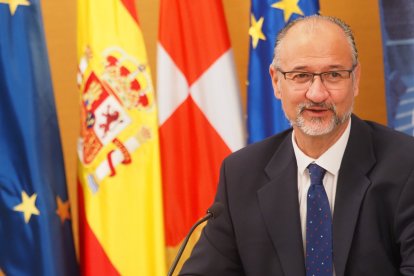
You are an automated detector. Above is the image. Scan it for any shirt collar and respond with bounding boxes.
[292,118,351,175]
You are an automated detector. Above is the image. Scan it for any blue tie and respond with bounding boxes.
[306,163,333,276]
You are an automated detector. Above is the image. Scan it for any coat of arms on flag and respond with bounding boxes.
[78,46,155,193]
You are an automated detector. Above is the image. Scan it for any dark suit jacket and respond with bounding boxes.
[180,115,414,276]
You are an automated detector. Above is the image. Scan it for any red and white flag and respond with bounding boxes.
[157,0,245,267]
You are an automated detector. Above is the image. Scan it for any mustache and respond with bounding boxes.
[297,102,336,113]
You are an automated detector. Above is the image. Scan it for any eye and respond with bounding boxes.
[291,72,312,82]
[324,71,345,81]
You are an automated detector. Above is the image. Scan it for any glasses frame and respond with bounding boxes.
[276,64,357,89]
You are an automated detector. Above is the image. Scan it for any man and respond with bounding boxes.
[180,15,414,275]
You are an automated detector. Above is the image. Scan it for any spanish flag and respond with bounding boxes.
[77,0,166,275]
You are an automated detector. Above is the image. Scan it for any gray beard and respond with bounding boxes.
[287,102,352,136]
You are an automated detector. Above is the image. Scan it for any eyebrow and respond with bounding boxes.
[289,64,350,71]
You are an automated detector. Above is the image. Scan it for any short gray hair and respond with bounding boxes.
[272,15,358,68]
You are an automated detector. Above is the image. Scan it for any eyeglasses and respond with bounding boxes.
[277,65,356,90]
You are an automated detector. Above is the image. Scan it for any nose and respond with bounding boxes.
[305,75,329,103]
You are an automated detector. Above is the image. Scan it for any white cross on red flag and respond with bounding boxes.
[157,0,245,267]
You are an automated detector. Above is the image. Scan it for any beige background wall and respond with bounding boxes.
[41,0,386,252]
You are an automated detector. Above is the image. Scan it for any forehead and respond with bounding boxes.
[278,19,353,70]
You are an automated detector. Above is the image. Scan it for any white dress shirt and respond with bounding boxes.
[292,119,351,258]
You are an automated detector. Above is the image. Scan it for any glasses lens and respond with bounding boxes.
[290,72,313,83]
[322,71,352,89]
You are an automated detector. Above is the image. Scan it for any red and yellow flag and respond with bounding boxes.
[157,0,246,269]
[77,0,166,275]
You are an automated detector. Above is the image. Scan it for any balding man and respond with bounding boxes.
[180,15,414,276]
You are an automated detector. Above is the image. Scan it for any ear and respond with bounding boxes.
[352,63,361,97]
[269,65,282,99]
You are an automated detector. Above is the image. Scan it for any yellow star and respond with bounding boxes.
[13,191,40,223]
[249,14,266,49]
[56,196,71,224]
[0,0,30,16]
[271,0,304,22]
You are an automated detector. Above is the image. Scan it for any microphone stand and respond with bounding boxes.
[167,212,212,276]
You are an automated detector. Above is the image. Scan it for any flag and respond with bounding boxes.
[379,0,414,135]
[247,0,319,143]
[0,1,78,275]
[77,0,166,275]
[157,0,245,269]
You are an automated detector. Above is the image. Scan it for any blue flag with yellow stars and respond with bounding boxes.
[0,1,78,275]
[247,0,319,143]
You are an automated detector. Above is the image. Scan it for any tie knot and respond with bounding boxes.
[307,163,326,186]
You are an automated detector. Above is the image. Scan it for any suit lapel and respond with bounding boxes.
[257,133,306,276]
[333,116,376,276]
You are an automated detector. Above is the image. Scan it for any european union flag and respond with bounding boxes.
[247,0,319,143]
[0,1,78,275]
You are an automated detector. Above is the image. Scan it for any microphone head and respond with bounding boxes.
[207,202,224,219]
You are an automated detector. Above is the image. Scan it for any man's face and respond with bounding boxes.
[269,20,361,137]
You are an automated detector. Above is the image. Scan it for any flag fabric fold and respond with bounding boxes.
[77,0,166,275]
[157,0,245,269]
[247,0,319,143]
[0,1,78,275]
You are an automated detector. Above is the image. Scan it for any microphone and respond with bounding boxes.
[167,202,224,276]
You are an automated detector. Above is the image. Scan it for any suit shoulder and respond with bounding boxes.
[364,120,414,146]
[361,120,414,159]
